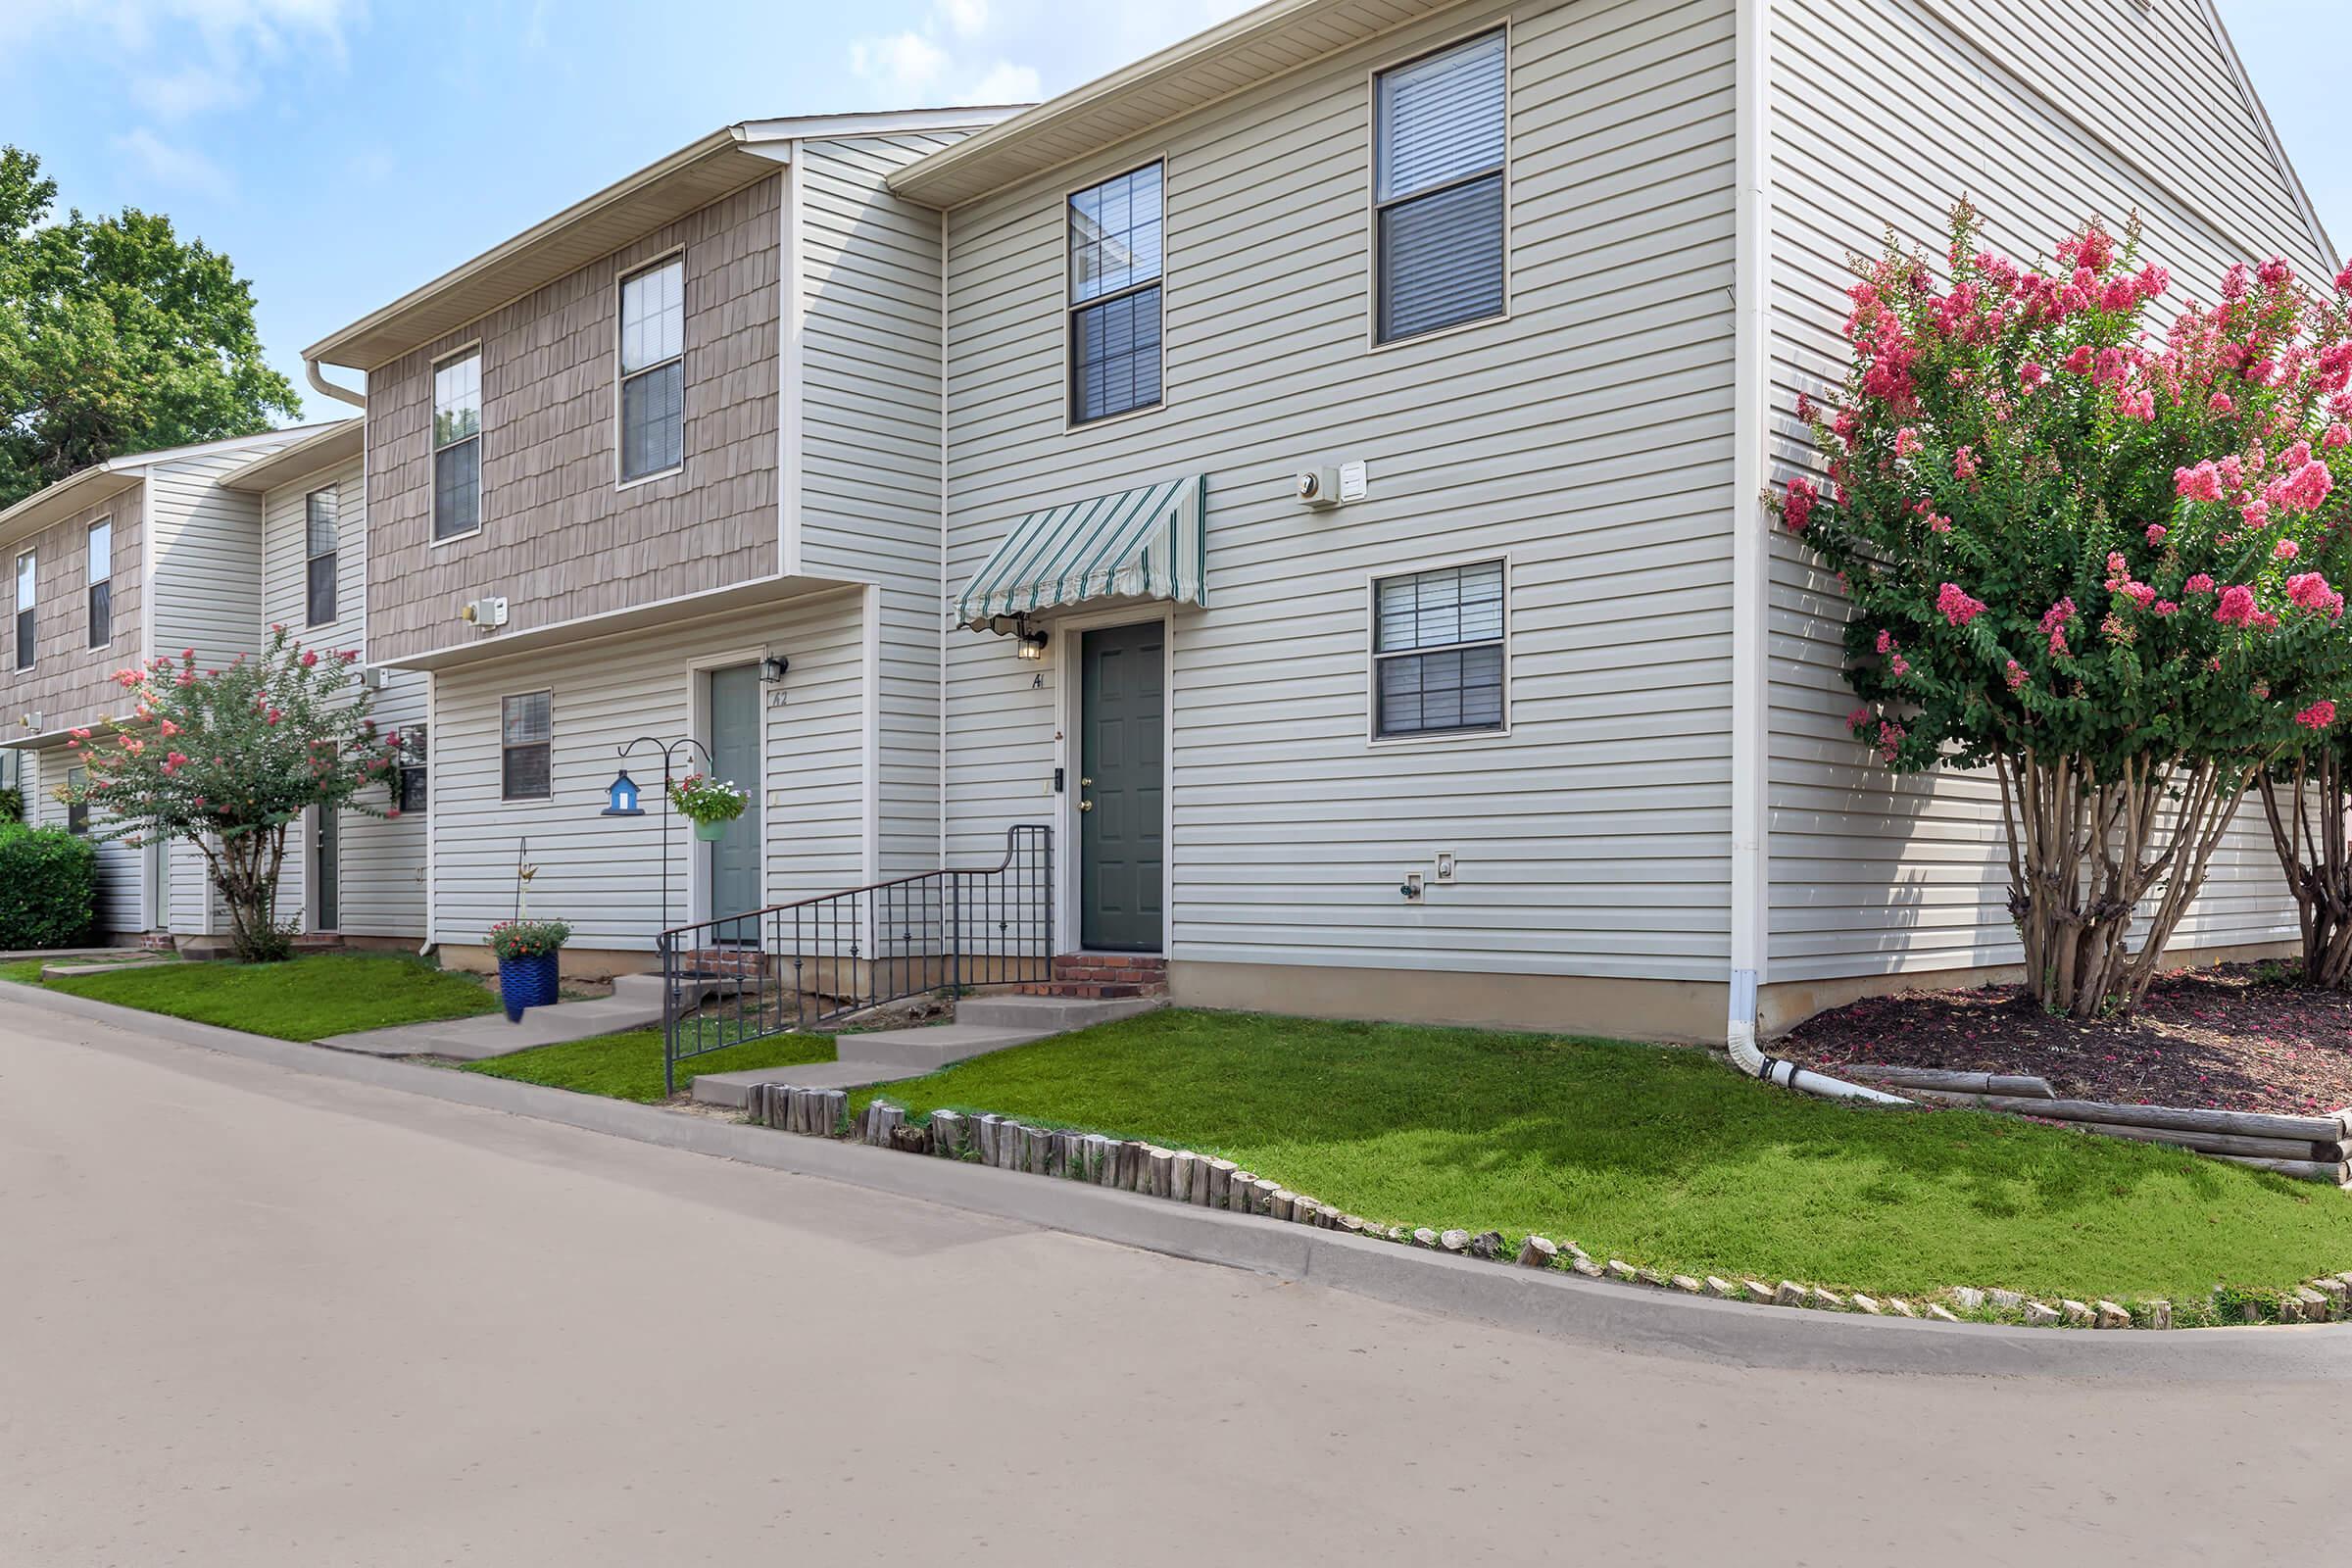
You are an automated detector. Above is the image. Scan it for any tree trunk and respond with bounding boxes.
[203,822,293,963]
[1995,748,2255,1019]
[2259,750,2352,990]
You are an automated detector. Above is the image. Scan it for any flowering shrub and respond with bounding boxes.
[64,625,404,962]
[486,918,571,961]
[667,772,749,827]
[1770,201,2352,1015]
[2258,724,2352,989]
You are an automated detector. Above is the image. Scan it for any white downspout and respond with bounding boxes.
[306,360,366,411]
[1729,0,1905,1107]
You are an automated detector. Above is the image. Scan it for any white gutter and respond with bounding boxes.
[1727,0,1904,1108]
[307,360,366,410]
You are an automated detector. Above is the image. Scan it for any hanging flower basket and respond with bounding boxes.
[488,918,571,1022]
[669,773,749,843]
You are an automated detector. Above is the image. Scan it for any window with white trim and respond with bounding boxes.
[501,693,552,802]
[305,486,339,625]
[397,725,428,814]
[15,550,33,671]
[618,258,685,480]
[85,520,111,648]
[1067,163,1164,424]
[1374,29,1508,344]
[432,349,482,540]
[66,764,88,836]
[1373,561,1506,738]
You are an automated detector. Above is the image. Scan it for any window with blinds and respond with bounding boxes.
[432,349,482,540]
[501,692,553,801]
[15,550,33,671]
[305,486,338,626]
[1068,163,1165,424]
[85,519,111,649]
[619,257,686,481]
[1373,560,1506,738]
[1374,29,1508,344]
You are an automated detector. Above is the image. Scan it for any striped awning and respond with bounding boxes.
[956,474,1207,628]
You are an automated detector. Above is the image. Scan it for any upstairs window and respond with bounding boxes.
[1373,560,1506,739]
[432,348,482,540]
[501,692,552,802]
[618,258,686,481]
[85,520,111,648]
[15,551,32,671]
[1068,163,1164,424]
[1374,29,1508,344]
[305,486,339,626]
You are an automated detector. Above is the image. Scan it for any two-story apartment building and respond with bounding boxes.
[0,424,392,941]
[301,111,1016,973]
[303,0,2330,1044]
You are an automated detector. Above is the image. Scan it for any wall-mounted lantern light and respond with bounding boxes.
[1015,627,1050,661]
[987,612,1050,662]
[760,654,791,683]
[601,768,645,817]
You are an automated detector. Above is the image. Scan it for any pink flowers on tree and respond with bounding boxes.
[1764,199,2352,1010]
[62,626,405,963]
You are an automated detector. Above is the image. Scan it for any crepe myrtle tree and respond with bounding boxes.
[1768,200,2352,1018]
[63,625,406,962]
[2259,723,2352,989]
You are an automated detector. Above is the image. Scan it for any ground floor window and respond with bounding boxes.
[501,694,552,801]
[397,726,428,813]
[1372,560,1506,739]
[66,763,88,835]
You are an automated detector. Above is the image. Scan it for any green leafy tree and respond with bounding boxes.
[0,145,299,510]
[1771,201,2352,1017]
[65,629,405,962]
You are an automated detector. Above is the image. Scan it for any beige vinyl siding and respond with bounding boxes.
[1762,0,2329,983]
[941,0,1741,979]
[4,482,146,731]
[794,133,964,880]
[425,588,864,952]
[257,455,427,938]
[147,446,288,678]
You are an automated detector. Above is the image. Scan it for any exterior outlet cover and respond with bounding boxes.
[1297,466,1343,508]
[1400,871,1425,903]
[1339,461,1368,503]
[1433,851,1456,884]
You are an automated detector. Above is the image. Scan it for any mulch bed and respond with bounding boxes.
[1780,963,2352,1117]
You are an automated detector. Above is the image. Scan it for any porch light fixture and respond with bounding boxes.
[760,654,790,683]
[988,612,1050,661]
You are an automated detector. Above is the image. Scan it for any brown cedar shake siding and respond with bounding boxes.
[7,481,143,730]
[365,173,782,665]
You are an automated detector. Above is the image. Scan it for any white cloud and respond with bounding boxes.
[2,0,357,117]
[850,29,954,98]
[968,61,1041,104]
[112,127,231,197]
[938,0,989,38]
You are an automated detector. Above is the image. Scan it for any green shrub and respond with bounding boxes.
[0,786,23,825]
[0,823,97,950]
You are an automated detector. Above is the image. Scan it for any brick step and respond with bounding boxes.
[682,947,768,977]
[1054,953,1166,974]
[1016,981,1155,1000]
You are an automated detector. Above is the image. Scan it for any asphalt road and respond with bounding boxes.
[4,994,2348,1564]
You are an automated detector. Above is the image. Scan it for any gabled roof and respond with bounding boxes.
[306,108,1023,373]
[0,426,337,550]
[2195,0,2337,268]
[888,0,1466,209]
[219,419,364,495]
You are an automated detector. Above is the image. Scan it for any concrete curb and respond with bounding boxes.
[16,981,2352,1381]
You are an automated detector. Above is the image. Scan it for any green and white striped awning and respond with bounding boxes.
[956,474,1207,628]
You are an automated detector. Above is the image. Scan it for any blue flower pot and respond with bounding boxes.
[498,951,562,1022]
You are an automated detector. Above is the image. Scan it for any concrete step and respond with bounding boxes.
[957,994,1161,1033]
[838,1023,1044,1072]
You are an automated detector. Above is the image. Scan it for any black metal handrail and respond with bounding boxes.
[657,824,1053,1096]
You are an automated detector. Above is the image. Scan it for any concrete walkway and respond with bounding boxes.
[318,972,670,1060]
[5,990,2348,1563]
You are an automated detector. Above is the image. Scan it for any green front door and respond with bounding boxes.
[1079,622,1164,954]
[708,663,763,925]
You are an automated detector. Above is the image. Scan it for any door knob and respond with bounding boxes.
[1077,800,1094,812]
[1080,776,1094,787]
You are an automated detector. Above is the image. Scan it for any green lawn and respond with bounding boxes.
[464,1026,838,1104]
[852,1008,2352,1307]
[33,953,500,1041]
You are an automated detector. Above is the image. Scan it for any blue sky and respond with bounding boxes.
[1,0,2344,415]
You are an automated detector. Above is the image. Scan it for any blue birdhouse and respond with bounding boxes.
[601,768,645,816]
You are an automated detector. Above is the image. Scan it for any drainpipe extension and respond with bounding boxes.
[1726,0,1904,1109]
[306,359,366,410]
